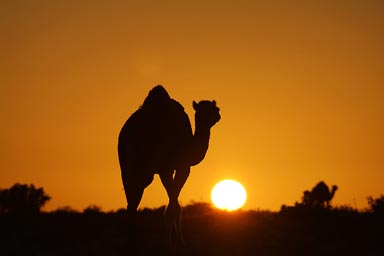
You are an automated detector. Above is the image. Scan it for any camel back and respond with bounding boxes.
[119,86,193,159]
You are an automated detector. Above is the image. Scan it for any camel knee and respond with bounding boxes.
[127,205,138,216]
[165,201,181,219]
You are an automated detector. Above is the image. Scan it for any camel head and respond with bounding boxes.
[193,100,221,129]
[327,185,338,203]
[331,185,338,195]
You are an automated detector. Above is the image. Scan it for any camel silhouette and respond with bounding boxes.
[118,85,220,246]
[303,181,338,208]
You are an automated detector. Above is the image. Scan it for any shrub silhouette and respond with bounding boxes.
[367,195,384,214]
[83,205,103,215]
[0,183,50,215]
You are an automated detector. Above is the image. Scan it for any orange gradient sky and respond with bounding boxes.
[1,0,383,211]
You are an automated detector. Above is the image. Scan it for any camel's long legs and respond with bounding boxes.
[160,168,190,247]
[121,166,145,234]
[159,171,177,245]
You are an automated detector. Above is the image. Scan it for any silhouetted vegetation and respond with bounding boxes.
[367,195,384,214]
[1,182,384,255]
[1,201,384,255]
[83,204,103,215]
[0,183,50,215]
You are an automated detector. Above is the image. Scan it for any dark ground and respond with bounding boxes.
[1,203,383,256]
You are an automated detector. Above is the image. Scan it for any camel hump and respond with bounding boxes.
[310,181,332,198]
[119,85,191,146]
[141,85,186,117]
[316,181,327,189]
[142,85,171,109]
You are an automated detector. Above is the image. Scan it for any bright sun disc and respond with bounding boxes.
[211,179,247,211]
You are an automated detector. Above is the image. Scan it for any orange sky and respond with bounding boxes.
[1,0,383,211]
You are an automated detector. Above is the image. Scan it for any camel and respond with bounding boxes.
[118,85,220,246]
[303,181,338,208]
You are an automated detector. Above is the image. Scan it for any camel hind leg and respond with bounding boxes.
[121,168,154,219]
[121,171,144,225]
[119,146,153,233]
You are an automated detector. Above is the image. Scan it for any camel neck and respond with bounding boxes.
[189,125,211,166]
[195,125,211,138]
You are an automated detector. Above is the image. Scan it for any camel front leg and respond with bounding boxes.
[172,166,190,246]
[173,167,190,201]
[160,167,190,247]
[159,171,176,246]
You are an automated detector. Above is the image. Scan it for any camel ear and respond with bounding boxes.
[212,100,216,106]
[193,101,198,110]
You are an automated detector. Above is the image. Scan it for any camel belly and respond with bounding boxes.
[120,143,182,172]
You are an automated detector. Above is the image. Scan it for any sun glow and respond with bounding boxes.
[211,179,247,211]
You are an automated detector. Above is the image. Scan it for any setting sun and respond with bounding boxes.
[211,179,247,211]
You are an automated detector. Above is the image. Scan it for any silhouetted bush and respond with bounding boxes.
[2,201,384,255]
[51,206,80,216]
[334,205,358,214]
[183,201,214,218]
[367,195,384,214]
[83,205,103,215]
[114,207,128,215]
[0,183,50,215]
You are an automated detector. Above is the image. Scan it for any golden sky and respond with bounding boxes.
[1,0,383,211]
